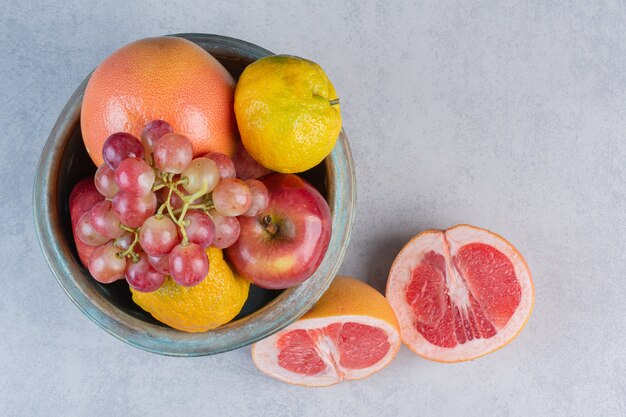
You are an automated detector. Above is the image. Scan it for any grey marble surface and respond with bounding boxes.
[2,1,625,416]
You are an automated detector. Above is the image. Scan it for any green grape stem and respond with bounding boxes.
[117,224,140,263]
[153,172,212,247]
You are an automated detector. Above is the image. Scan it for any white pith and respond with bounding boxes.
[386,225,534,362]
[252,316,401,386]
[441,232,472,314]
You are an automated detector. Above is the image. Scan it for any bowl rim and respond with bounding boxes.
[33,33,356,356]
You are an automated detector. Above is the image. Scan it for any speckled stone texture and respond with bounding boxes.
[1,1,625,416]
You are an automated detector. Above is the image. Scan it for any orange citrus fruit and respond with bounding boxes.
[130,247,249,333]
[81,36,238,167]
[385,224,534,362]
[252,276,400,386]
[234,55,341,173]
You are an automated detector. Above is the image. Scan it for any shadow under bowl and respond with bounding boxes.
[33,33,356,356]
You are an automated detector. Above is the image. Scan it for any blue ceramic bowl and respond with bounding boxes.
[33,34,356,356]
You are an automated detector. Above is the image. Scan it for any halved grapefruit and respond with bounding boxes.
[252,276,400,386]
[386,224,534,362]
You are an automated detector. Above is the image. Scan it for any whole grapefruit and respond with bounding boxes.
[81,36,238,167]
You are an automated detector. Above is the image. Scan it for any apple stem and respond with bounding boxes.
[262,215,279,236]
[329,98,340,106]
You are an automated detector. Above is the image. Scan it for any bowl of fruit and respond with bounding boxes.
[33,33,355,355]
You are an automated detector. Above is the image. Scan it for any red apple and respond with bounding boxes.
[226,174,331,289]
[69,178,105,267]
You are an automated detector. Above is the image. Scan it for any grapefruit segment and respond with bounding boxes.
[386,224,534,362]
[277,330,327,376]
[252,277,400,386]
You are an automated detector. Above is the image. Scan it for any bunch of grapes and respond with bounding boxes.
[76,120,270,292]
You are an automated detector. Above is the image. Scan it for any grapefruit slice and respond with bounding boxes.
[252,276,400,386]
[386,224,534,362]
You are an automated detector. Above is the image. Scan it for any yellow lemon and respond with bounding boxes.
[234,55,342,173]
[131,247,249,333]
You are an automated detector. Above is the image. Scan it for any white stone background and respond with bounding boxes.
[1,1,624,416]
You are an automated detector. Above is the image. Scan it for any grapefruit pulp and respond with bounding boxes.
[386,224,534,362]
[252,276,400,386]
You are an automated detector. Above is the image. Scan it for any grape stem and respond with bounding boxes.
[150,171,215,247]
[173,203,206,214]
[117,224,140,263]
[157,173,212,246]
[176,182,209,245]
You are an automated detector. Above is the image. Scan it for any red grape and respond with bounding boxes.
[204,152,236,180]
[232,143,271,180]
[112,191,157,228]
[148,254,170,275]
[184,210,215,249]
[94,164,119,198]
[212,178,252,216]
[153,133,193,174]
[181,157,220,194]
[88,243,127,283]
[125,252,166,292]
[139,215,179,256]
[242,179,270,217]
[169,243,209,286]
[102,132,144,170]
[115,157,155,196]
[114,232,134,250]
[76,211,109,246]
[90,200,124,239]
[141,120,173,163]
[210,209,240,249]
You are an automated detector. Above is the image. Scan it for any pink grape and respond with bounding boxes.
[88,243,127,283]
[242,179,270,217]
[204,152,236,180]
[102,132,144,170]
[156,186,167,206]
[90,200,124,239]
[181,157,220,194]
[185,210,215,249]
[210,209,240,249]
[114,157,155,196]
[76,211,109,246]
[232,143,271,180]
[141,120,173,163]
[212,178,252,216]
[114,232,134,250]
[94,164,119,198]
[125,252,166,292]
[153,133,193,174]
[139,215,179,256]
[169,243,209,286]
[148,254,170,275]
[112,191,157,228]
